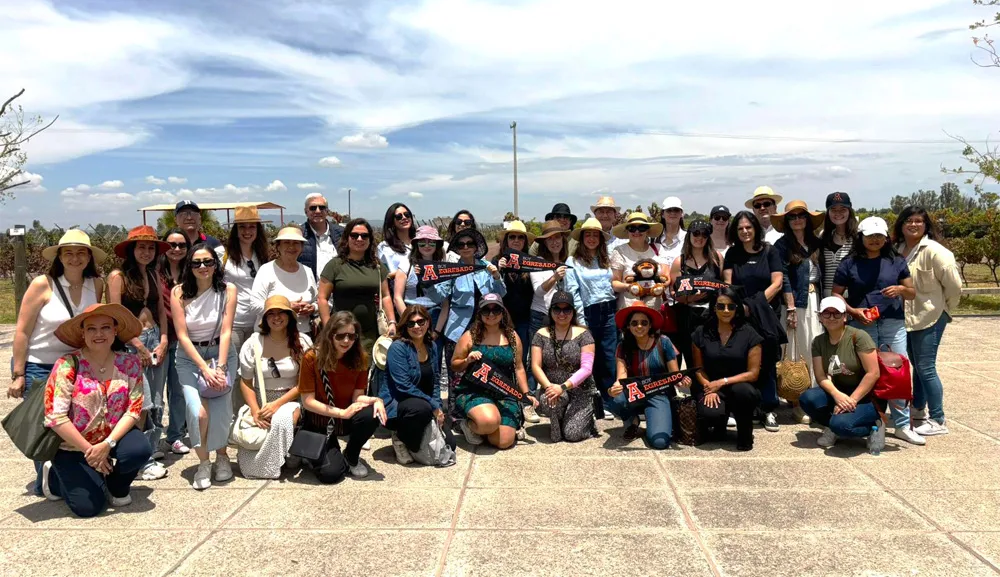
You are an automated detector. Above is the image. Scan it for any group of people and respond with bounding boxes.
[6,186,962,518]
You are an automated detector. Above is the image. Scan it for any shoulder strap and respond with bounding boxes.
[318,362,336,408]
[50,276,74,317]
[252,335,267,405]
[211,290,227,339]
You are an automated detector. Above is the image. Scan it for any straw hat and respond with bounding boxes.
[535,219,571,240]
[744,185,783,209]
[611,212,664,239]
[54,303,142,349]
[234,205,262,224]
[372,335,394,370]
[113,225,171,259]
[614,303,663,331]
[41,229,107,264]
[447,228,489,259]
[273,226,306,243]
[499,220,536,246]
[772,200,825,233]
[570,217,611,242]
[590,195,621,213]
[259,295,295,329]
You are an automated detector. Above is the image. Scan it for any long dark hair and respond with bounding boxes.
[118,243,155,303]
[409,239,444,264]
[335,218,379,268]
[726,211,765,252]
[382,203,417,254]
[704,286,748,339]
[573,230,610,268]
[850,231,898,261]
[397,304,434,349]
[47,247,101,279]
[821,206,858,250]
[537,234,568,264]
[780,220,823,266]
[446,210,477,241]
[180,243,226,299]
[316,311,367,371]
[544,295,583,331]
[681,222,722,272]
[260,308,305,364]
[893,205,937,244]
[620,310,663,355]
[158,228,189,286]
[223,222,270,268]
[469,305,519,353]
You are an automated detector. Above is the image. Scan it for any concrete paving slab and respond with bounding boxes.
[267,451,472,489]
[853,457,1000,490]
[662,457,879,491]
[466,456,665,488]
[903,490,1000,531]
[952,533,1000,574]
[949,412,1000,440]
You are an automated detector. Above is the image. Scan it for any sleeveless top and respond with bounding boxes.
[680,259,721,312]
[28,276,101,364]
[119,269,159,318]
[185,289,225,342]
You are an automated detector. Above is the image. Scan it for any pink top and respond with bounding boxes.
[44,352,144,451]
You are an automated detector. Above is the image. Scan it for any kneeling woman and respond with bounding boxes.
[297,312,385,482]
[42,304,151,517]
[380,304,456,464]
[799,297,884,450]
[606,303,682,449]
[691,287,763,451]
[236,296,312,479]
[531,291,598,442]
[451,294,537,449]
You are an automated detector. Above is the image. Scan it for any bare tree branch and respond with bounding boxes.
[0,88,24,119]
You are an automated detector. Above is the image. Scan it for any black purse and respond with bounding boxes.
[288,367,337,462]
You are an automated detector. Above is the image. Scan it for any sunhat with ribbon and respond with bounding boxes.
[590,195,621,213]
[611,212,664,239]
[535,219,571,241]
[41,229,107,264]
[744,185,783,209]
[273,226,307,243]
[54,303,142,349]
[772,200,825,233]
[615,302,663,331]
[233,205,262,224]
[570,217,611,242]
[499,220,536,246]
[114,225,171,259]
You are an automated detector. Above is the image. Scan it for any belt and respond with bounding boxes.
[192,337,220,347]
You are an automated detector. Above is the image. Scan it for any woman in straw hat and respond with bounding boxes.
[590,195,627,251]
[493,220,535,373]
[251,225,318,336]
[610,212,668,310]
[9,229,106,497]
[108,225,172,481]
[218,206,272,354]
[236,295,312,479]
[40,303,151,516]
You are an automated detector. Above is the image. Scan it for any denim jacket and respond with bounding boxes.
[775,236,819,309]
[428,259,507,342]
[378,340,441,420]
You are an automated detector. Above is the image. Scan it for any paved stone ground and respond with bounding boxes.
[1,319,999,576]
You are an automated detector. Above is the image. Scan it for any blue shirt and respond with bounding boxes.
[566,256,615,308]
[399,263,438,310]
[833,255,911,319]
[428,259,506,342]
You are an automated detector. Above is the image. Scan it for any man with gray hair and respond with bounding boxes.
[298,192,344,280]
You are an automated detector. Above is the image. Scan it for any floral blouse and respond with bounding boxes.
[44,352,144,451]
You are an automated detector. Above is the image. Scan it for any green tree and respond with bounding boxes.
[155,210,227,239]
[0,89,57,203]
[950,235,985,285]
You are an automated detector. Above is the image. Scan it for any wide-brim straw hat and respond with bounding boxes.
[114,225,171,259]
[611,212,664,239]
[772,200,825,233]
[446,228,488,259]
[54,303,142,349]
[535,219,571,241]
[259,295,295,329]
[570,217,611,242]
[744,185,784,209]
[234,205,262,224]
[499,220,536,246]
[273,226,306,243]
[615,303,663,331]
[41,229,107,264]
[372,335,394,370]
[590,195,621,213]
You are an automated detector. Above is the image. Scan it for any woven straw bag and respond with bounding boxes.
[777,328,811,402]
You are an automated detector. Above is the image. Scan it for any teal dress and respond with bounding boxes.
[454,343,523,430]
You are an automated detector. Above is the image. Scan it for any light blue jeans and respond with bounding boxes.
[908,312,950,423]
[850,317,910,429]
[127,327,165,466]
[175,342,237,452]
[164,342,188,444]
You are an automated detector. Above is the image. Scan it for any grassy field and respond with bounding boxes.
[963,263,999,287]
[0,278,13,324]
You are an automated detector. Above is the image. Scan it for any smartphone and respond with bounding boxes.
[151,352,159,366]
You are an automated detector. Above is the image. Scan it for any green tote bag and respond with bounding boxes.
[1,358,75,461]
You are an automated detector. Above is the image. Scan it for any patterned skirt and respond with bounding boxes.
[237,389,299,480]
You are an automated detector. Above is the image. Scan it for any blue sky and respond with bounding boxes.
[3,0,998,229]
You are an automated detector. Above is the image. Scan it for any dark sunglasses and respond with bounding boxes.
[308,205,328,212]
[552,213,571,220]
[629,319,650,328]
[551,305,573,314]
[267,357,280,379]
[349,232,371,241]
[506,234,527,243]
[787,212,808,221]
[455,218,474,227]
[246,259,257,278]
[190,259,216,269]
[167,242,187,250]
[711,215,730,222]
[394,211,413,221]
[406,318,428,328]
[334,332,358,342]
[715,302,738,311]
[690,230,710,239]
[480,306,503,317]
[626,224,650,233]
[454,241,477,249]
[665,208,683,214]
[820,311,844,320]
[753,201,775,210]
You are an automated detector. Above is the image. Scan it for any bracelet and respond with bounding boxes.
[724,377,728,386]
[388,320,397,325]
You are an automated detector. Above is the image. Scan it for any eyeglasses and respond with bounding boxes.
[820,311,845,320]
[334,332,358,342]
[416,241,437,248]
[904,219,925,226]
[308,205,328,212]
[629,319,650,328]
[626,224,650,234]
[349,232,371,241]
[665,208,683,214]
[455,219,474,227]
[753,201,775,210]
[176,211,200,219]
[506,235,526,243]
[787,212,808,221]
[190,259,216,269]
[167,242,187,250]
[481,306,503,317]
[715,303,738,312]
[246,259,257,278]
[454,241,477,249]
[712,215,730,222]
[394,211,413,221]
[406,318,428,328]
[551,306,573,315]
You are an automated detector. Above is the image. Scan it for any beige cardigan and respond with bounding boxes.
[902,236,963,331]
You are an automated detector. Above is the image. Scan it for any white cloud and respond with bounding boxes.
[167,176,187,184]
[318,156,342,167]
[265,179,287,192]
[99,180,124,189]
[3,170,47,193]
[222,183,251,194]
[826,166,853,177]
[297,182,323,190]
[407,191,424,199]
[75,184,91,192]
[145,175,166,185]
[337,133,388,149]
[60,188,82,198]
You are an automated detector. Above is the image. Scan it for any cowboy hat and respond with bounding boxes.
[611,212,664,239]
[772,200,825,233]
[54,303,142,349]
[113,225,171,259]
[570,217,611,242]
[544,203,578,228]
[273,226,307,243]
[499,220,536,246]
[614,303,663,331]
[535,219,571,240]
[372,335,394,370]
[41,229,107,264]
[590,195,621,213]
[233,205,262,224]
[744,185,783,209]
[447,228,488,259]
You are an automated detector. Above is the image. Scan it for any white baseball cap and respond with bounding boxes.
[818,296,846,314]
[661,196,683,210]
[858,216,889,237]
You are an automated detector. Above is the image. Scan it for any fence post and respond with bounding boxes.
[11,224,27,317]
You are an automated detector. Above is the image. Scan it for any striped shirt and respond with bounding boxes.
[821,238,853,298]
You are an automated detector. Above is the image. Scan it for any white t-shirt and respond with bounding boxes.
[611,243,671,309]
[249,261,318,334]
[310,222,338,278]
[239,332,313,393]
[216,246,261,330]
[376,241,411,276]
[764,225,782,246]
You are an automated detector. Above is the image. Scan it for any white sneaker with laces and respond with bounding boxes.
[793,406,811,425]
[193,461,212,490]
[522,404,540,423]
[914,419,949,436]
[362,440,372,451]
[140,461,168,480]
[171,440,191,454]
[109,493,132,507]
[391,434,415,464]
[764,412,779,432]
[41,461,62,501]
[213,454,233,482]
[516,428,526,441]
[348,460,369,478]
[816,427,837,448]
[604,412,615,421]
[459,420,484,445]
[911,407,927,421]
[893,426,926,445]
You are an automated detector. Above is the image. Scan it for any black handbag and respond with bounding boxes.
[288,429,327,461]
[2,356,78,461]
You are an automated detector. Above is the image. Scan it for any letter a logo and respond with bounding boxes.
[508,253,520,270]
[678,278,693,293]
[422,265,439,282]
[626,382,644,403]
[471,364,491,384]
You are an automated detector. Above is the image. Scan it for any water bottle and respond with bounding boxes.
[868,421,885,456]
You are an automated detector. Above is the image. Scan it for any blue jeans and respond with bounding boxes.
[175,342,237,453]
[850,318,910,428]
[49,428,151,518]
[604,392,673,449]
[527,310,549,392]
[127,327,165,463]
[908,313,950,423]
[13,360,54,496]
[799,387,880,438]
[584,300,618,405]
[164,342,188,444]
[513,317,531,369]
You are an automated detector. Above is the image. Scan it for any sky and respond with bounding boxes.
[2,0,998,230]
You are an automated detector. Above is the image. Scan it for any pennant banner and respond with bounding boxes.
[623,370,692,409]
[461,358,528,403]
[500,249,567,273]
[416,261,487,286]
[673,276,728,297]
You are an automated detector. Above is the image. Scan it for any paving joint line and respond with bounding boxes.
[946,418,1000,443]
[434,448,477,577]
[653,452,723,577]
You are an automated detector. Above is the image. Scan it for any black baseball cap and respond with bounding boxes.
[550,291,574,309]
[175,200,201,213]
[710,205,731,218]
[826,192,852,209]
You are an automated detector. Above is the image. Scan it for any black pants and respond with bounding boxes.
[310,405,379,484]
[385,397,456,453]
[672,305,709,370]
[695,382,760,447]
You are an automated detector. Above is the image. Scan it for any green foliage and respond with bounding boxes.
[155,210,227,239]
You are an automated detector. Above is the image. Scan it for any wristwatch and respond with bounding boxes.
[104,438,117,449]
[560,383,569,392]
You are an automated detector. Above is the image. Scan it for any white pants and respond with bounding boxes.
[786,291,822,387]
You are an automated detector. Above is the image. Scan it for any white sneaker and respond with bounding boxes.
[604,412,615,421]
[171,440,191,454]
[893,426,927,446]
[816,427,837,448]
[362,440,372,451]
[522,404,540,424]
[193,461,212,490]
[140,461,168,480]
[109,493,132,507]
[213,454,233,482]
[914,419,949,436]
[41,461,62,501]
[391,434,415,464]
[459,420,484,446]
[727,417,737,428]
[911,407,927,421]
[516,428,526,441]
[793,406,811,425]
[348,459,369,478]
[764,412,779,432]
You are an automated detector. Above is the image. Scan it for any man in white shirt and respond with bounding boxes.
[745,186,784,245]
[298,193,344,280]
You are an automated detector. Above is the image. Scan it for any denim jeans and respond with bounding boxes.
[604,392,673,449]
[584,300,618,405]
[13,360,54,496]
[175,342,237,452]
[127,327,165,464]
[850,317,910,428]
[908,312,950,423]
[164,342,189,444]
[798,387,881,438]
[49,428,151,518]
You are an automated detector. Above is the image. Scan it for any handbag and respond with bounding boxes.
[874,345,913,402]
[674,396,701,446]
[229,335,270,450]
[376,264,389,336]
[196,291,233,398]
[2,356,78,461]
[409,419,457,467]
[776,329,811,402]
[289,363,337,461]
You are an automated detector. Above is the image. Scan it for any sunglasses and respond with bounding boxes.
[665,208,683,214]
[190,259,216,269]
[308,205,328,212]
[690,230,710,239]
[551,305,573,315]
[711,215,730,222]
[394,211,413,221]
[455,219,474,227]
[715,302,738,311]
[454,241,477,249]
[820,311,845,320]
[787,212,808,221]
[167,242,187,250]
[246,259,257,278]
[406,318,428,328]
[349,232,371,241]
[552,214,571,220]
[334,332,358,342]
[626,224,650,234]
[481,306,503,317]
[629,319,650,328]
[506,234,527,243]
[416,240,437,248]
[267,357,280,379]
[753,201,775,210]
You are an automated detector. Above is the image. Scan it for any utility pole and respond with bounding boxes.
[348,188,352,219]
[510,121,519,218]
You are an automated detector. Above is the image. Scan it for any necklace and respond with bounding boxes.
[85,351,115,375]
